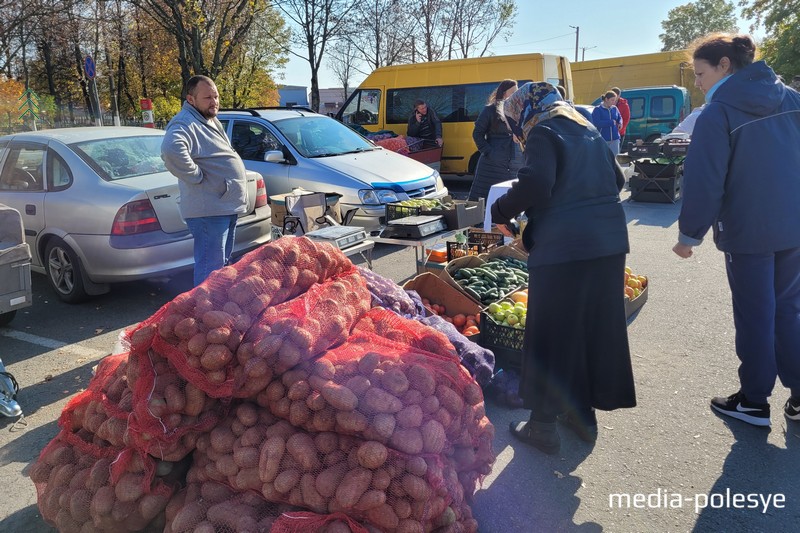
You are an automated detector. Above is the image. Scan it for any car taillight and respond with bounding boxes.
[255,177,267,208]
[111,199,162,235]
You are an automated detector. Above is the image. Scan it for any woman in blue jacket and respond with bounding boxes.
[673,33,800,427]
[591,91,622,154]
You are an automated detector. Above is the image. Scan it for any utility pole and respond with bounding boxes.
[581,46,597,61]
[569,26,579,62]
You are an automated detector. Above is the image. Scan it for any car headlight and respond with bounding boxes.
[433,170,445,191]
[358,189,400,204]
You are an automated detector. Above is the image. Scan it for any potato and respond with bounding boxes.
[312,408,337,433]
[335,410,368,433]
[408,365,436,396]
[187,333,209,357]
[437,384,465,414]
[68,488,92,523]
[389,428,424,455]
[335,467,372,508]
[173,317,199,340]
[200,344,233,371]
[258,436,285,483]
[286,433,321,471]
[170,500,205,532]
[421,419,447,454]
[207,326,233,345]
[114,472,144,503]
[164,384,186,413]
[183,382,206,417]
[401,474,431,501]
[397,404,424,429]
[363,387,402,414]
[315,463,347,498]
[233,446,260,469]
[356,441,388,470]
[202,310,234,329]
[320,382,358,412]
[365,503,399,531]
[274,468,301,494]
[381,367,410,396]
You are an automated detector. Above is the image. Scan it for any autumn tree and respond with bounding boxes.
[740,0,800,81]
[444,0,517,58]
[0,77,25,129]
[130,0,270,92]
[217,8,289,108]
[347,0,414,72]
[660,0,739,52]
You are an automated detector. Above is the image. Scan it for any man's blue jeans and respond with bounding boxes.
[185,215,237,286]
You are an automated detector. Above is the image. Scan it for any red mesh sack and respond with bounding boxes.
[253,328,494,480]
[124,237,355,394]
[233,271,371,392]
[188,402,467,533]
[126,346,228,462]
[59,353,133,449]
[271,511,371,533]
[352,307,458,360]
[29,429,179,533]
[164,479,296,533]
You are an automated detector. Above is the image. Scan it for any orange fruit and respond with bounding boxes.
[452,314,467,328]
[624,286,635,299]
[463,326,480,336]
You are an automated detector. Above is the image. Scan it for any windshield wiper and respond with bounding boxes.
[339,147,374,155]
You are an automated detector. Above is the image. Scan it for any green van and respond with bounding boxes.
[593,85,692,143]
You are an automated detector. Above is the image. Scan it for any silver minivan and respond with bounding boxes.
[218,108,449,231]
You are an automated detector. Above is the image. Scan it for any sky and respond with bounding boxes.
[277,0,764,90]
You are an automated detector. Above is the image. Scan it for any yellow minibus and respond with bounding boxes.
[335,53,573,175]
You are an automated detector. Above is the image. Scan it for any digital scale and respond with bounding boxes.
[304,225,368,250]
[381,215,447,239]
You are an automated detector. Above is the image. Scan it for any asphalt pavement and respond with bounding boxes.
[1,180,799,533]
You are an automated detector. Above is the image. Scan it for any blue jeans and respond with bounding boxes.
[185,215,237,286]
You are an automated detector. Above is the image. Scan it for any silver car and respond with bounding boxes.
[0,127,271,303]
[217,109,449,231]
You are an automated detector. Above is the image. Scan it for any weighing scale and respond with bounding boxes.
[381,215,447,239]
[304,225,368,250]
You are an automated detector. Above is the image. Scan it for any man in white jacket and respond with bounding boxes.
[161,75,248,286]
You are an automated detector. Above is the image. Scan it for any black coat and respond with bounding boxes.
[468,102,523,201]
[491,115,629,267]
[406,108,442,143]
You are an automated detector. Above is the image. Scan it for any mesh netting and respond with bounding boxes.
[124,237,355,398]
[125,346,228,462]
[164,480,297,533]
[351,307,458,361]
[188,402,472,533]
[29,429,179,532]
[233,271,371,392]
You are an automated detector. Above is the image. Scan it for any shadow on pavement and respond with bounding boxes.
[692,415,800,532]
[472,400,602,532]
[0,504,55,533]
[0,359,98,419]
[622,197,681,229]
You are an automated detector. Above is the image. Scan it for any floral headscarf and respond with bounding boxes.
[503,82,589,146]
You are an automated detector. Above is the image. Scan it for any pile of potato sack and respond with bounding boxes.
[30,237,496,533]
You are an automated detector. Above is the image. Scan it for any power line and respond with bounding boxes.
[493,31,576,49]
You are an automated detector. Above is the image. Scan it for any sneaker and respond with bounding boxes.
[784,396,800,421]
[710,392,770,427]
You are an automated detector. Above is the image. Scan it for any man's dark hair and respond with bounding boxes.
[186,75,215,96]
[556,85,567,98]
[611,87,622,96]
[413,99,426,108]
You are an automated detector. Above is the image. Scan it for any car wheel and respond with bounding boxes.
[45,238,89,303]
[0,310,16,326]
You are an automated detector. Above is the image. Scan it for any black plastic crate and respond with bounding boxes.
[630,175,682,203]
[446,241,484,261]
[467,230,504,248]
[634,160,682,179]
[480,310,526,351]
[385,203,422,222]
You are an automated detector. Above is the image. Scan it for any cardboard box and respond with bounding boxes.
[441,255,486,304]
[402,272,480,317]
[269,190,343,230]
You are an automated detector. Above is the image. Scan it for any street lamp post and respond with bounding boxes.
[569,25,579,62]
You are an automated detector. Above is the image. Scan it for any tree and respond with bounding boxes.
[274,0,356,112]
[445,0,517,58]
[327,38,360,98]
[659,0,739,52]
[347,0,413,72]
[740,0,800,81]
[0,77,25,129]
[130,0,269,92]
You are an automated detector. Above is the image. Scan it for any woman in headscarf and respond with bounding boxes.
[491,82,636,454]
[468,79,524,201]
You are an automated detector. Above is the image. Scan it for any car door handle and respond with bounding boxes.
[25,205,35,215]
